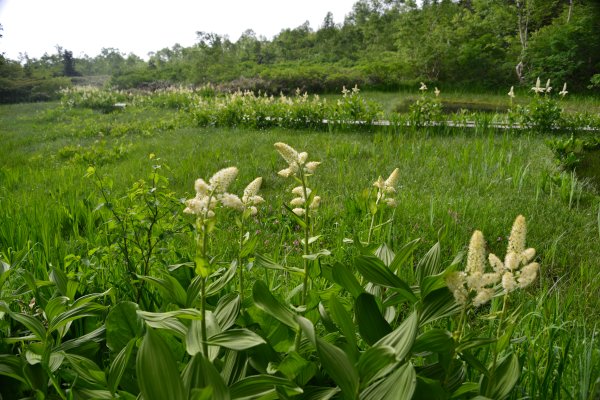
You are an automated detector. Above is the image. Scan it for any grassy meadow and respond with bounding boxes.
[0,91,599,399]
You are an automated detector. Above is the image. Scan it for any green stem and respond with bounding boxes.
[200,276,208,357]
[296,169,311,351]
[487,293,509,396]
[238,217,246,304]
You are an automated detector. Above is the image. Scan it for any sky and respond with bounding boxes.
[0,0,358,60]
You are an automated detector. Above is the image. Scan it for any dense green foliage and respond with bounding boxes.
[0,88,599,398]
[2,0,600,102]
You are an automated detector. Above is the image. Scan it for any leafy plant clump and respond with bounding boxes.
[3,137,594,400]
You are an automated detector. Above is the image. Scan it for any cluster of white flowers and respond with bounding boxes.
[531,77,555,94]
[274,142,321,178]
[289,186,321,216]
[446,230,500,307]
[220,177,265,216]
[419,82,428,92]
[446,215,540,307]
[508,86,515,99]
[373,168,400,208]
[185,167,263,219]
[274,142,322,216]
[488,215,540,293]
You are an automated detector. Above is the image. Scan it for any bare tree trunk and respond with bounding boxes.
[567,0,573,23]
[515,0,529,82]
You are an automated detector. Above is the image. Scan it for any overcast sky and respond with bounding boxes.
[0,0,358,60]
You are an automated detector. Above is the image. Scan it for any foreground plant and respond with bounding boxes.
[274,142,325,346]
[220,176,264,303]
[446,215,540,399]
[184,166,239,356]
[367,167,400,245]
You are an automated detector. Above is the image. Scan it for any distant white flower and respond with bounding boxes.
[292,208,305,216]
[434,87,441,97]
[304,161,321,174]
[419,82,428,91]
[508,86,515,99]
[532,77,545,94]
[220,193,244,211]
[559,82,568,97]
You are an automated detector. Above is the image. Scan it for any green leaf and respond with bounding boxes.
[138,274,187,307]
[412,329,454,354]
[413,376,447,400]
[355,293,392,345]
[389,238,420,273]
[302,249,331,260]
[331,262,364,298]
[137,308,203,338]
[214,292,241,331]
[108,338,136,394]
[298,316,359,399]
[252,280,298,330]
[106,301,143,353]
[375,310,418,361]
[64,353,107,386]
[373,243,395,267]
[328,296,358,359]
[56,326,105,352]
[254,253,304,276]
[182,352,231,400]
[206,329,266,350]
[361,362,417,400]
[420,287,461,326]
[481,353,520,400]
[206,263,239,297]
[49,267,69,298]
[416,242,441,285]
[48,302,106,334]
[0,355,27,384]
[229,375,301,399]
[136,328,185,400]
[354,255,416,303]
[356,345,397,387]
[0,302,46,340]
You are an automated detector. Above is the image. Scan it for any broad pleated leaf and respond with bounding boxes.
[138,274,187,307]
[416,242,441,285]
[136,328,185,400]
[229,375,301,399]
[108,338,136,393]
[412,329,454,354]
[298,316,359,399]
[252,280,298,329]
[354,256,417,303]
[206,329,266,350]
[106,302,143,353]
[419,287,461,326]
[328,296,358,359]
[214,292,241,331]
[182,352,230,400]
[481,353,520,400]
[360,362,416,400]
[0,355,27,383]
[254,253,304,275]
[356,345,397,387]
[331,262,364,298]
[0,302,46,340]
[375,310,418,361]
[64,353,106,386]
[355,293,392,345]
[389,238,421,273]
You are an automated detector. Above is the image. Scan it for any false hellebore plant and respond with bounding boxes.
[446,215,540,399]
[274,142,326,347]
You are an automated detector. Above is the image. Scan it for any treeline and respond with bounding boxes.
[2,0,600,103]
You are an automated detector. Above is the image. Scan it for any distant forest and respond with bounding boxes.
[1,0,600,102]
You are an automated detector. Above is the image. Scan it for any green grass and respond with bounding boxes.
[1,100,599,398]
